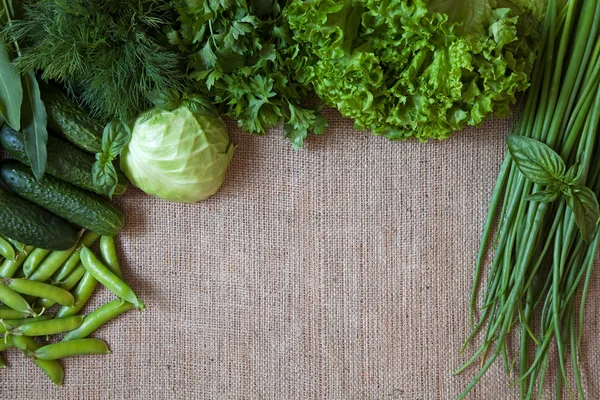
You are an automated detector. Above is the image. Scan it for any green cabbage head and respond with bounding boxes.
[120,97,234,203]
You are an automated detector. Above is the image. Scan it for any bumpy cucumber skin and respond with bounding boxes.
[0,125,127,196]
[41,86,103,154]
[0,160,124,236]
[0,187,79,251]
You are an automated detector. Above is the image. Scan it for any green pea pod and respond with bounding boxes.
[33,338,110,360]
[0,315,54,334]
[13,336,64,386]
[0,282,35,315]
[0,236,16,262]
[23,248,51,277]
[63,299,133,341]
[54,231,100,281]
[55,272,97,318]
[4,278,75,307]
[80,246,144,310]
[13,315,84,337]
[0,245,35,278]
[99,236,123,278]
[38,264,86,309]
[57,264,86,289]
[0,352,5,368]
[7,238,26,254]
[28,242,78,282]
[0,305,43,319]
[0,339,13,351]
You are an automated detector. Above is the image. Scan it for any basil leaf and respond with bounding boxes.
[565,185,600,243]
[149,88,180,111]
[21,70,47,180]
[101,119,132,158]
[507,136,565,185]
[183,94,219,119]
[563,160,582,185]
[93,118,131,197]
[525,187,561,203]
[92,158,119,198]
[0,44,22,131]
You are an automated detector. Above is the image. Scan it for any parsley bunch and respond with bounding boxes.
[173,0,327,149]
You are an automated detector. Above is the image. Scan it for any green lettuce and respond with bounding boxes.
[285,0,542,141]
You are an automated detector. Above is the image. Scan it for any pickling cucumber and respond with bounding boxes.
[0,125,128,196]
[0,160,124,236]
[0,186,78,251]
[41,84,104,154]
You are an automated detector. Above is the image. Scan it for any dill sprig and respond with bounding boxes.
[5,0,186,121]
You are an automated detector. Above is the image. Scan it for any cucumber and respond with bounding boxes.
[0,186,79,251]
[0,160,124,236]
[41,84,103,154]
[0,125,128,196]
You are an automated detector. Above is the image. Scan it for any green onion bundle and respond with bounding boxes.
[457,0,600,398]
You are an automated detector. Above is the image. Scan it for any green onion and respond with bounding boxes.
[456,0,600,398]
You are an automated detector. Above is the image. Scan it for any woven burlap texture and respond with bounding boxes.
[1,111,599,400]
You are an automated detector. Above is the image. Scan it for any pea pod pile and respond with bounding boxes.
[0,232,143,385]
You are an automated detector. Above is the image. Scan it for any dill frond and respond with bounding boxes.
[6,0,186,121]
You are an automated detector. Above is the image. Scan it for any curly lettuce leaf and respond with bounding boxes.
[428,0,493,34]
[286,0,541,141]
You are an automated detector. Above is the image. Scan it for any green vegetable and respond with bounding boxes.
[54,264,86,291]
[457,0,600,398]
[507,136,600,242]
[0,240,136,385]
[92,118,131,197]
[285,0,541,141]
[37,264,86,309]
[12,315,84,337]
[175,0,327,149]
[27,242,78,282]
[22,247,50,277]
[0,315,54,334]
[3,278,75,306]
[0,184,79,251]
[80,246,144,310]
[55,271,96,318]
[0,304,37,319]
[12,336,64,385]
[99,236,123,279]
[0,245,33,278]
[21,69,48,179]
[39,85,104,154]
[62,299,133,341]
[0,125,128,196]
[0,235,16,261]
[6,238,25,253]
[31,338,110,360]
[120,95,234,203]
[6,0,186,121]
[0,1,49,178]
[0,281,35,315]
[0,41,22,131]
[0,159,125,236]
[53,230,100,282]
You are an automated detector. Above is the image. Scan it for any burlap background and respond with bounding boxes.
[1,110,599,399]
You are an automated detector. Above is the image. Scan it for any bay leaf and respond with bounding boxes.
[21,70,47,179]
[0,44,22,130]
